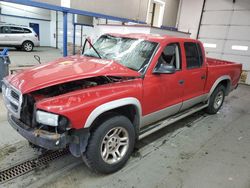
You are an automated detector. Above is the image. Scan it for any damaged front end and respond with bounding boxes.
[3,76,135,157]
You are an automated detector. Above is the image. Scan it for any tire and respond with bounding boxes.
[22,41,34,52]
[205,84,226,114]
[82,115,135,174]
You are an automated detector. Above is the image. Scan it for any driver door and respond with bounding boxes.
[141,42,184,127]
[0,26,11,45]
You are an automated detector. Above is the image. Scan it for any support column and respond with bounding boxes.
[63,11,68,57]
[73,14,76,55]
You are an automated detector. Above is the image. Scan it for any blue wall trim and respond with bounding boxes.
[1,0,146,24]
[0,13,51,22]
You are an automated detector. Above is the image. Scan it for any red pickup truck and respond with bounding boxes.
[2,33,242,173]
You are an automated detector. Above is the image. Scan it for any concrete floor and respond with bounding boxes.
[0,47,62,67]
[0,82,250,187]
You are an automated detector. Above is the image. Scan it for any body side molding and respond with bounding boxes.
[84,97,142,128]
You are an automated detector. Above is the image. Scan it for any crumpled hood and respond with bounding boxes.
[6,55,141,94]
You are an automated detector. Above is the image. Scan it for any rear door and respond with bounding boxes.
[141,42,184,127]
[180,42,207,110]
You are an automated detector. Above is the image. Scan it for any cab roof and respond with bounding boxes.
[108,33,199,44]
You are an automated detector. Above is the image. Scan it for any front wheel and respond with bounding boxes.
[205,84,226,114]
[82,115,135,174]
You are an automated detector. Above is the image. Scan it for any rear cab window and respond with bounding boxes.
[184,42,203,69]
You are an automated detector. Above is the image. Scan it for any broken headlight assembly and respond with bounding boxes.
[36,110,69,132]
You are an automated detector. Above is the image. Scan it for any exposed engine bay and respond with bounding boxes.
[20,76,135,130]
[32,76,112,98]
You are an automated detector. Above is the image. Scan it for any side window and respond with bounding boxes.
[197,43,203,65]
[23,28,32,33]
[156,43,181,70]
[0,27,2,34]
[184,42,202,69]
[10,27,24,34]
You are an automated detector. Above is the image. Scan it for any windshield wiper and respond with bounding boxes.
[84,54,99,58]
[82,38,102,59]
[126,66,138,72]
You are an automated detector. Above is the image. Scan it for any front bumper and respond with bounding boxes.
[8,113,69,150]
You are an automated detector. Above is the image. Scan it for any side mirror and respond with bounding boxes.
[153,64,176,74]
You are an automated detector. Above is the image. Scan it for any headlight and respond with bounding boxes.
[36,110,59,127]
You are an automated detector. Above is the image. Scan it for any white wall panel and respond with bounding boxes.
[177,0,204,38]
[162,0,180,27]
[71,0,149,22]
[227,26,250,40]
[231,11,250,25]
[204,0,233,10]
[234,0,250,10]
[224,40,250,56]
[201,11,231,25]
[199,38,225,53]
[199,25,228,39]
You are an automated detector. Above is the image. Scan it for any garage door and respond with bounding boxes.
[198,0,250,84]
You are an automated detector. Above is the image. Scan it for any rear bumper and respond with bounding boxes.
[33,40,40,47]
[8,113,69,150]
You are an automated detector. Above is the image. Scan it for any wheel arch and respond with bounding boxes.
[209,75,231,97]
[22,40,34,46]
[85,97,142,136]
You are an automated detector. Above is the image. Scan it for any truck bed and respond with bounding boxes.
[207,58,238,66]
[205,58,242,94]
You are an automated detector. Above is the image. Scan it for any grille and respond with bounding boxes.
[10,90,20,101]
[10,102,18,112]
[2,81,23,119]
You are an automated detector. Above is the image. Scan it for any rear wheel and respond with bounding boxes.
[82,115,135,174]
[205,84,226,114]
[22,41,34,52]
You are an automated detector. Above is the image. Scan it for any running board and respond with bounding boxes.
[138,103,208,140]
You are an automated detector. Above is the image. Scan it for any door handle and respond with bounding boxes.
[201,75,206,80]
[179,80,185,85]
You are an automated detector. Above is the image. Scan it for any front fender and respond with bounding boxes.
[84,97,142,128]
[36,79,143,129]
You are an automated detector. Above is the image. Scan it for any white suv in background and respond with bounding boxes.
[0,24,40,52]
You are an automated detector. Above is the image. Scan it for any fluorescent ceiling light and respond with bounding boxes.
[232,45,248,51]
[203,43,217,48]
